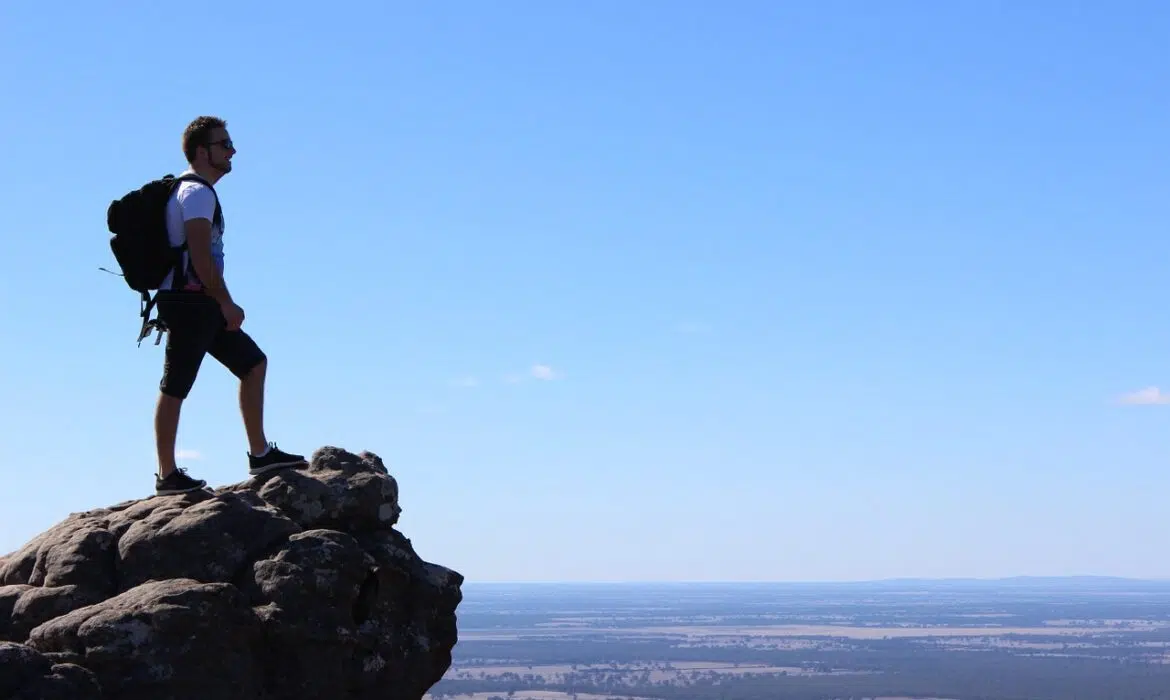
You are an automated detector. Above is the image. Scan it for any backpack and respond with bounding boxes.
[103,172,221,345]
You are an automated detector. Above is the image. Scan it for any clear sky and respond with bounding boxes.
[1,1,1168,582]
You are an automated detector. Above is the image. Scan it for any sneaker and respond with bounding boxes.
[155,467,208,495]
[248,442,307,476]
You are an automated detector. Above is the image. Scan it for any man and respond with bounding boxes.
[153,115,305,495]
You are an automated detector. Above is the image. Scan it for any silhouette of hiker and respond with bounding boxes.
[139,116,306,494]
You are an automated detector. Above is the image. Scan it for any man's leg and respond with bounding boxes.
[240,357,268,456]
[155,393,183,477]
[154,293,217,494]
[210,328,306,475]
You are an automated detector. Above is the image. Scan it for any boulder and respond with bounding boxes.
[0,446,462,700]
[0,641,101,700]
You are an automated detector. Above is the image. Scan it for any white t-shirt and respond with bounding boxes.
[161,172,224,291]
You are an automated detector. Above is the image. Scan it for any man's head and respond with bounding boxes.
[182,115,236,180]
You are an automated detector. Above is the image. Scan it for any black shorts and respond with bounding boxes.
[156,291,267,399]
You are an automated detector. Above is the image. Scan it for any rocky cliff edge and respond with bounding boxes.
[0,446,462,700]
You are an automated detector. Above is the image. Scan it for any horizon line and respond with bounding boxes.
[460,574,1170,585]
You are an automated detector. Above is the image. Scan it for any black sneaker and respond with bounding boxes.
[155,467,208,495]
[248,442,307,476]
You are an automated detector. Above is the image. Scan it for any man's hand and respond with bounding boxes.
[221,301,245,331]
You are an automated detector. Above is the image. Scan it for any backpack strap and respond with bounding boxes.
[137,291,164,346]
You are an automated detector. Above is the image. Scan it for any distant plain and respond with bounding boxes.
[428,578,1170,700]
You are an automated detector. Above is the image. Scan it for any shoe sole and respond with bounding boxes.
[248,459,306,477]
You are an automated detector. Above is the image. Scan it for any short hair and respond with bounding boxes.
[182,116,227,163]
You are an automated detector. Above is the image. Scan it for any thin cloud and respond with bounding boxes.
[502,365,563,383]
[499,364,564,383]
[176,449,201,460]
[1116,387,1170,405]
[449,376,480,388]
[530,364,561,381]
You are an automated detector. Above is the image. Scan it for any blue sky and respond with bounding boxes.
[2,1,1169,582]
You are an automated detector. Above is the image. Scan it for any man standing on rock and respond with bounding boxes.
[152,115,306,495]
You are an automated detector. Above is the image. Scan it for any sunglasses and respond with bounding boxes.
[207,138,235,151]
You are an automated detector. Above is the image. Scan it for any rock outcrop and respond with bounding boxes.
[0,446,462,700]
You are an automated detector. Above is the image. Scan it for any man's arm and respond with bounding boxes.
[185,217,233,306]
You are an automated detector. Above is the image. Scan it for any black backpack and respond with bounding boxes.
[104,172,221,344]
